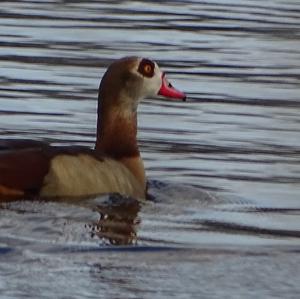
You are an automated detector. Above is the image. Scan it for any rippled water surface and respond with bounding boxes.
[1,1,300,298]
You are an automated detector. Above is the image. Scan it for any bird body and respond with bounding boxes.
[0,57,186,200]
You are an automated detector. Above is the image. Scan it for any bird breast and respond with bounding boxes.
[40,154,145,199]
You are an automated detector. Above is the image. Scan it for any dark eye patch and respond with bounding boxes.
[138,58,155,78]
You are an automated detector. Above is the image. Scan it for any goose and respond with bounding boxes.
[0,56,186,200]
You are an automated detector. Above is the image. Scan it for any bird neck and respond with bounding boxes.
[95,103,139,159]
[95,101,146,192]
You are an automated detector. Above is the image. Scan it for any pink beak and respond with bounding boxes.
[158,73,186,101]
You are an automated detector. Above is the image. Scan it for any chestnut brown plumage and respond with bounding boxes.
[0,57,186,200]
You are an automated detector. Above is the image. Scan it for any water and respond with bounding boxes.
[1,1,300,298]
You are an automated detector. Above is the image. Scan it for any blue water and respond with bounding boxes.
[0,1,300,298]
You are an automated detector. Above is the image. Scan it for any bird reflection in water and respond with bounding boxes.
[86,194,141,245]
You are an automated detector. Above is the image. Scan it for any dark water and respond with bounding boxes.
[1,1,300,298]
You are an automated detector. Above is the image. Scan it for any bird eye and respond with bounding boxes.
[138,58,155,78]
[144,64,152,74]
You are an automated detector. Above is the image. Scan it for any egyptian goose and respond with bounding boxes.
[0,57,186,200]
